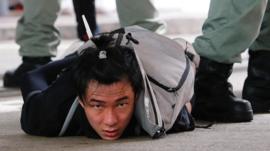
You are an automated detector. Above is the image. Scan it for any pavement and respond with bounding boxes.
[1,2,270,151]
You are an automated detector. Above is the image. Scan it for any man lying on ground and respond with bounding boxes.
[20,26,197,140]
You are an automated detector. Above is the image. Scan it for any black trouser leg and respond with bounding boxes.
[73,0,97,41]
[243,50,270,113]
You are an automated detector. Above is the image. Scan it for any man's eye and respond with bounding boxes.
[89,104,103,109]
[94,105,102,108]
[117,102,128,108]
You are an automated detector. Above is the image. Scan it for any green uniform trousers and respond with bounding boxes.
[116,0,166,34]
[193,0,270,63]
[117,0,270,63]
[16,0,61,57]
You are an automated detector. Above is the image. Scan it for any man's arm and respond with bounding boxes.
[20,55,78,136]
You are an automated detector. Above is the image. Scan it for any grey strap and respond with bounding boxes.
[26,90,42,102]
[58,97,79,136]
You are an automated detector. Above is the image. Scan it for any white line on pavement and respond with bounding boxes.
[0,99,22,113]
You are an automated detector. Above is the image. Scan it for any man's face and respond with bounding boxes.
[79,80,135,140]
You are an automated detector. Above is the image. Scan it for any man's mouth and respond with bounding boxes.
[103,129,119,138]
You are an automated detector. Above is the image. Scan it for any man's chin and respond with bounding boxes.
[101,135,121,140]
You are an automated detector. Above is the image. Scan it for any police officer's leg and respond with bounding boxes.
[115,0,166,34]
[243,1,270,113]
[192,0,268,122]
[17,0,61,57]
[3,0,61,87]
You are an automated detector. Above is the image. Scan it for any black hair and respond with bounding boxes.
[72,33,142,101]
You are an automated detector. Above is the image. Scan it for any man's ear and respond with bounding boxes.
[79,99,85,108]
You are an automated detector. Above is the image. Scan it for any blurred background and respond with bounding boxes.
[0,0,210,40]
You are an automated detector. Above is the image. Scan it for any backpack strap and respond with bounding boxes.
[58,97,79,136]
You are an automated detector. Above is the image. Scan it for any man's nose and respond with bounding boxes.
[103,109,118,127]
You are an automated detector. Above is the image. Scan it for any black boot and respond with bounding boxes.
[3,57,51,88]
[243,50,270,113]
[192,57,253,122]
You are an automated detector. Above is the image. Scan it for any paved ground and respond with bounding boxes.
[0,108,270,151]
[1,1,270,150]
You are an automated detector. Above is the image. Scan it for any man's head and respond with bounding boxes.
[72,34,142,140]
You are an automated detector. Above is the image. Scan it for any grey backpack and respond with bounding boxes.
[59,26,199,138]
